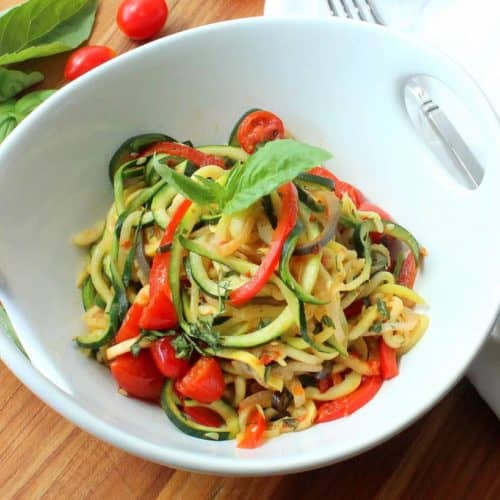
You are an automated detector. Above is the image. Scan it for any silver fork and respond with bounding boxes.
[327,0,484,189]
[327,0,385,24]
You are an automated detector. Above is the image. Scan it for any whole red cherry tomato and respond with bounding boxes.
[110,351,164,401]
[64,46,116,81]
[117,0,169,41]
[150,337,191,379]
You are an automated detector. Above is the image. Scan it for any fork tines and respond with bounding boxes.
[328,0,384,25]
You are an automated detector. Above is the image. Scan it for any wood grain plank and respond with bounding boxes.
[0,0,499,498]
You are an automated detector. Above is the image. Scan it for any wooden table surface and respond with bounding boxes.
[0,1,499,498]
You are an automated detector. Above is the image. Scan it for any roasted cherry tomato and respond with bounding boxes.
[150,337,191,379]
[64,46,116,81]
[237,408,266,449]
[175,357,225,403]
[117,0,169,41]
[110,350,164,401]
[236,110,285,154]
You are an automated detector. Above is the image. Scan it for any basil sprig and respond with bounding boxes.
[154,139,332,215]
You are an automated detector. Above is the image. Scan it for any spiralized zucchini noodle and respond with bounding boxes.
[73,109,428,448]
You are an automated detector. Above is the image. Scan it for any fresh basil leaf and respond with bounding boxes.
[0,67,43,102]
[0,113,17,142]
[0,0,98,66]
[223,139,331,214]
[376,298,389,319]
[15,89,55,117]
[0,89,55,144]
[153,155,220,205]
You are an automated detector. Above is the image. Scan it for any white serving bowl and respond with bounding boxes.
[0,18,499,476]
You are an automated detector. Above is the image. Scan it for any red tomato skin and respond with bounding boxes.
[110,351,164,401]
[237,110,285,154]
[398,253,417,289]
[237,409,266,449]
[150,337,191,379]
[183,406,223,427]
[176,357,225,404]
[117,0,168,41]
[115,301,144,343]
[64,46,116,81]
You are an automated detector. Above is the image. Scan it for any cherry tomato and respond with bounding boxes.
[237,408,266,449]
[183,406,223,427]
[110,351,164,401]
[237,110,285,154]
[115,301,144,343]
[175,357,225,403]
[150,337,191,379]
[64,46,116,81]
[117,0,169,41]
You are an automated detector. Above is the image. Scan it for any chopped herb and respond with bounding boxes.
[258,318,273,329]
[376,298,389,319]
[371,322,383,333]
[321,315,334,328]
[130,329,176,356]
[171,321,221,359]
[363,296,371,307]
[171,335,193,359]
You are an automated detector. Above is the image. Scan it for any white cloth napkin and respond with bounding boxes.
[265,0,500,417]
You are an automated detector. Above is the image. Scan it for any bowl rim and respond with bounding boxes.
[1,15,499,476]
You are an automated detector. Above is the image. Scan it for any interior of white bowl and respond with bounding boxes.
[0,18,499,476]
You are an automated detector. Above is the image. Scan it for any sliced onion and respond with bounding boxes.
[135,231,151,286]
[294,191,340,255]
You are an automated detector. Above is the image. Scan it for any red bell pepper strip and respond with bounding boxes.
[175,357,225,404]
[315,376,383,422]
[398,253,417,289]
[141,142,225,168]
[139,199,192,330]
[183,406,224,427]
[237,408,267,449]
[115,301,145,343]
[379,338,399,380]
[229,182,298,307]
[308,166,365,207]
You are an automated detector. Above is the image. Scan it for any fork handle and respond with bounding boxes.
[424,105,484,188]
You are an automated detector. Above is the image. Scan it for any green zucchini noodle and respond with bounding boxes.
[72,111,429,448]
